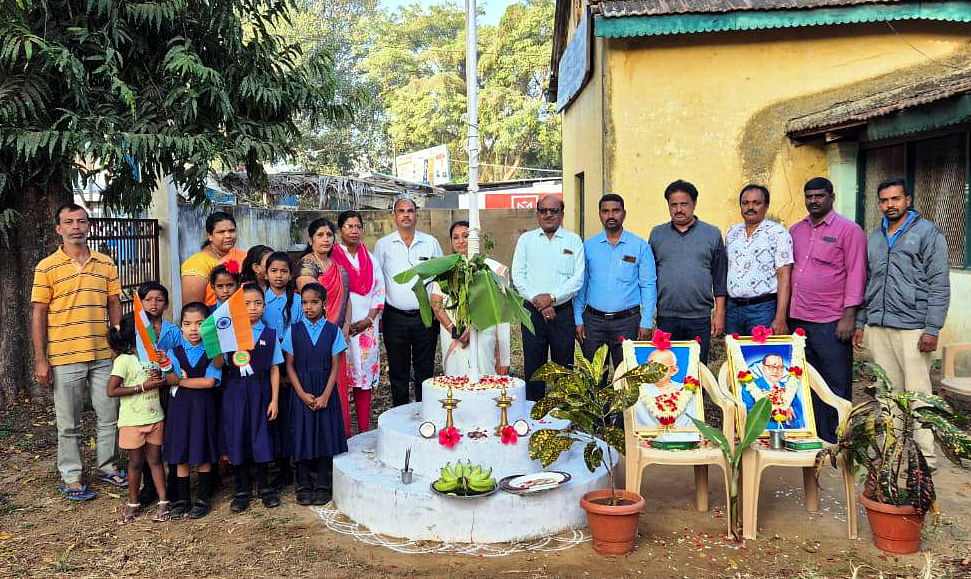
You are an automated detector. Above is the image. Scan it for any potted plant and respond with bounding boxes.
[690,397,773,541]
[528,344,666,555]
[816,362,971,554]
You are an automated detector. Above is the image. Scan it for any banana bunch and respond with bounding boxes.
[432,460,496,495]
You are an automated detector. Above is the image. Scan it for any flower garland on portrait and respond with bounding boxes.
[640,375,700,427]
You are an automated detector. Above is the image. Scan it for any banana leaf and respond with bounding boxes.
[468,269,504,330]
[392,253,462,284]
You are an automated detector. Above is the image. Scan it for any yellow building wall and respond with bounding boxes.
[559,20,971,348]
[590,21,971,234]
[561,35,606,238]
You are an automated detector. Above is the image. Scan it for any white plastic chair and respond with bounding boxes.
[720,363,858,540]
[942,343,971,400]
[617,361,735,535]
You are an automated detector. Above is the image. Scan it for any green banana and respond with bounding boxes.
[433,479,458,492]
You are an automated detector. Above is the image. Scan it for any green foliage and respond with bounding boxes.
[392,253,532,333]
[691,397,772,540]
[0,0,356,233]
[528,345,668,503]
[817,361,971,516]
[359,0,560,181]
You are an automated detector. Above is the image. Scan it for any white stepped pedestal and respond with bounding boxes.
[333,401,615,543]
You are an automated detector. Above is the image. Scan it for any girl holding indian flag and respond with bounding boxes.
[204,283,283,513]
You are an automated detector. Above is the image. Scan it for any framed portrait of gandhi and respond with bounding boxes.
[726,334,817,438]
[622,340,704,437]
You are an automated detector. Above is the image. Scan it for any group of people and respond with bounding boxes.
[517,177,949,462]
[31,174,950,519]
[32,207,384,520]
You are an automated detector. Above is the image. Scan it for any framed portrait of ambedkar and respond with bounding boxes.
[726,334,817,438]
[622,339,704,437]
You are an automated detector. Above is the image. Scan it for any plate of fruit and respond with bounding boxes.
[430,460,498,499]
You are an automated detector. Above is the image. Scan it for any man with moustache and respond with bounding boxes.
[854,178,949,467]
[574,194,657,367]
[374,196,443,406]
[512,195,584,401]
[725,184,793,336]
[789,177,866,442]
[649,180,727,364]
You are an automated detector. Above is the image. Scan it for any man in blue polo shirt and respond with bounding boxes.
[574,193,656,367]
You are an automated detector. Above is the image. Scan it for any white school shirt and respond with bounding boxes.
[373,230,443,310]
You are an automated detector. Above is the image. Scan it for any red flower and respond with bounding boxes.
[659,416,675,426]
[616,335,626,344]
[500,425,518,445]
[683,375,700,392]
[438,426,461,449]
[794,327,806,337]
[224,259,241,275]
[731,333,740,339]
[790,365,803,378]
[751,325,773,344]
[651,329,672,350]
[694,336,702,344]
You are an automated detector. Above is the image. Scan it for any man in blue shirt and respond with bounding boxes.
[574,193,657,367]
[512,195,585,400]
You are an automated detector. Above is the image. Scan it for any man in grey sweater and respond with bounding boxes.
[649,180,727,364]
[853,178,950,467]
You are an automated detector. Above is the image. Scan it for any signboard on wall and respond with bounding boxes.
[395,145,452,185]
[458,181,563,210]
[556,10,593,112]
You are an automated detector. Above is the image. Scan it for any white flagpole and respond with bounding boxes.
[465,0,481,382]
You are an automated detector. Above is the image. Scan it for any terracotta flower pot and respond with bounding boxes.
[580,489,645,555]
[858,493,926,554]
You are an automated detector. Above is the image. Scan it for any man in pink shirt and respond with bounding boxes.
[789,177,867,442]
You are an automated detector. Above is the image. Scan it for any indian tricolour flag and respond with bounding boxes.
[201,288,254,358]
[134,293,159,365]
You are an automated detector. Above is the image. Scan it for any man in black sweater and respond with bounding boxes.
[648,180,728,363]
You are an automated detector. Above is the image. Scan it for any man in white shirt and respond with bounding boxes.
[373,197,443,406]
[512,195,584,400]
[725,184,793,336]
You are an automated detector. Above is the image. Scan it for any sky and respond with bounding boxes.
[379,0,516,25]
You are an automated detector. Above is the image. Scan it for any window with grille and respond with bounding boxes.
[913,135,967,268]
[861,144,906,233]
[861,132,968,268]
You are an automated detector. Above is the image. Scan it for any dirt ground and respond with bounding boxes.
[2,340,970,578]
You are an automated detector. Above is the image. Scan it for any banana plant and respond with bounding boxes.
[816,362,971,516]
[528,344,668,506]
[690,397,772,541]
[392,253,534,334]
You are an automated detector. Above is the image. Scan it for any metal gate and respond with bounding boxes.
[87,218,160,314]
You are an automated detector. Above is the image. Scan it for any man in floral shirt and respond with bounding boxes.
[725,184,793,336]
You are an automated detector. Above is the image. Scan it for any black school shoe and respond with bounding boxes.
[230,493,251,513]
[169,500,190,519]
[312,488,331,506]
[188,500,211,519]
[295,488,314,506]
[261,490,281,508]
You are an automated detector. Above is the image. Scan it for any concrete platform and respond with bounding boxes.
[333,403,615,543]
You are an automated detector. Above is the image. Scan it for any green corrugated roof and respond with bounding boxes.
[595,1,971,37]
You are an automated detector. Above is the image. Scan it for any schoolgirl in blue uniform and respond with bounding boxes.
[261,251,302,490]
[241,244,274,290]
[164,302,223,519]
[220,283,283,512]
[282,283,347,506]
[209,263,240,314]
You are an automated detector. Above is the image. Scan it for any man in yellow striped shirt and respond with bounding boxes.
[32,203,125,500]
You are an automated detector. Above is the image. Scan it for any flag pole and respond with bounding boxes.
[465,0,481,382]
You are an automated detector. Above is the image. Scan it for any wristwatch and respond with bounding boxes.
[550,294,557,305]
